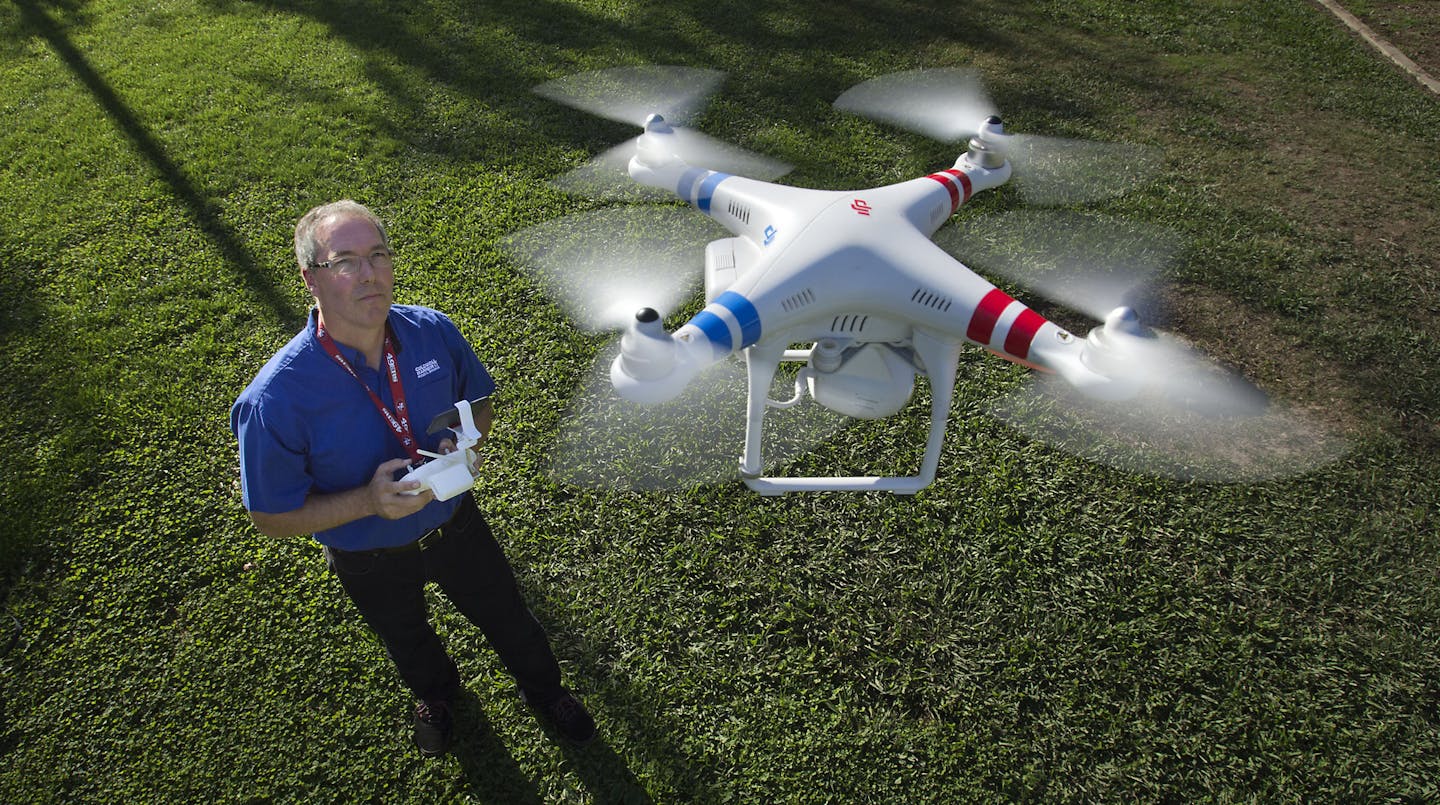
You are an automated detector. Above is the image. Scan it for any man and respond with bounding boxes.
[231,200,595,756]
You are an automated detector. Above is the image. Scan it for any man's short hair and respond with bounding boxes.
[294,200,389,271]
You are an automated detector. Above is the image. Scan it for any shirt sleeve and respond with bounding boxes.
[230,389,315,515]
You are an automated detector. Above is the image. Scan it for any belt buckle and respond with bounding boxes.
[416,527,443,551]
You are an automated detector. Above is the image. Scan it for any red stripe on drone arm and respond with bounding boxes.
[966,288,1014,345]
[926,173,960,212]
[1003,308,1047,360]
[944,169,973,205]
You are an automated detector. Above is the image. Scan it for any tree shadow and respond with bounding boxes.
[10,0,299,333]
[0,221,125,600]
[211,0,1177,182]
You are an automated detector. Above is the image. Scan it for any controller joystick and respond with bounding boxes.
[400,398,485,501]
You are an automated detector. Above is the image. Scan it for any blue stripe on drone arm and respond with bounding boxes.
[715,290,762,347]
[676,167,708,201]
[690,309,735,358]
[695,171,732,213]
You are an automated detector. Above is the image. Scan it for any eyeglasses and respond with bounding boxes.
[311,248,395,277]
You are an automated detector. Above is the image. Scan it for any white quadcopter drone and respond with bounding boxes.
[507,66,1339,494]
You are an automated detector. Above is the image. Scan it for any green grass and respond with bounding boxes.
[2,0,1438,801]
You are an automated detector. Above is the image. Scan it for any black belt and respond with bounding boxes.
[331,495,471,556]
[334,523,448,557]
[374,525,447,554]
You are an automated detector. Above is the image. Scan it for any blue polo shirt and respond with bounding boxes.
[231,305,497,550]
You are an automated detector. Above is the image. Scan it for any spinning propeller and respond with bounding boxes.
[534,345,852,490]
[502,206,716,332]
[834,67,1160,206]
[534,65,792,202]
[500,208,771,489]
[940,210,1344,481]
[837,71,1341,480]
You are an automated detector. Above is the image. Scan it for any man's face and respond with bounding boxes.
[303,214,394,340]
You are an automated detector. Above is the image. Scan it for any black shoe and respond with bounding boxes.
[413,699,454,757]
[523,690,597,746]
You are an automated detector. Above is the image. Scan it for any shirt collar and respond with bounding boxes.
[306,307,403,365]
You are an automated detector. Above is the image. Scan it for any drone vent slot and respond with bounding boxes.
[727,200,752,224]
[911,288,953,312]
[781,289,816,312]
[830,315,869,333]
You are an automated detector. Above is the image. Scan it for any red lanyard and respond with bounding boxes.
[315,318,423,462]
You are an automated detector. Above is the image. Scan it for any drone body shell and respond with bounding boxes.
[613,125,1109,410]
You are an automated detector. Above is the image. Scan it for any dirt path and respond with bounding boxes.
[1318,0,1440,94]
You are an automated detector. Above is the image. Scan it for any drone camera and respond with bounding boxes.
[806,341,916,419]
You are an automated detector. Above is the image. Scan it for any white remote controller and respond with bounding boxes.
[400,398,483,501]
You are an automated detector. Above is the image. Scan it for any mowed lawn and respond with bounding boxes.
[0,0,1437,802]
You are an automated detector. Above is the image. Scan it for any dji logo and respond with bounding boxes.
[851,199,872,216]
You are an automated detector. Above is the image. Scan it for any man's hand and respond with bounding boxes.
[247,456,437,537]
[437,437,483,475]
[369,457,434,519]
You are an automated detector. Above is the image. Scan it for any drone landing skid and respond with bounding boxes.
[739,331,963,495]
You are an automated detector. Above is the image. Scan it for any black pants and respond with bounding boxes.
[325,494,564,705]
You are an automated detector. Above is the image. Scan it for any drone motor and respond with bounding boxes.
[966,116,1009,170]
[615,307,674,380]
[1077,305,1152,398]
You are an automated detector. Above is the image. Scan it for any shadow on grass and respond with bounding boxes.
[220,0,1172,178]
[543,724,654,805]
[0,222,128,607]
[10,0,298,333]
[0,0,304,612]
[554,739,655,805]
[515,562,726,801]
[448,689,546,804]
[449,687,653,803]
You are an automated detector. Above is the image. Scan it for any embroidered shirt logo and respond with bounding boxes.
[415,359,441,379]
